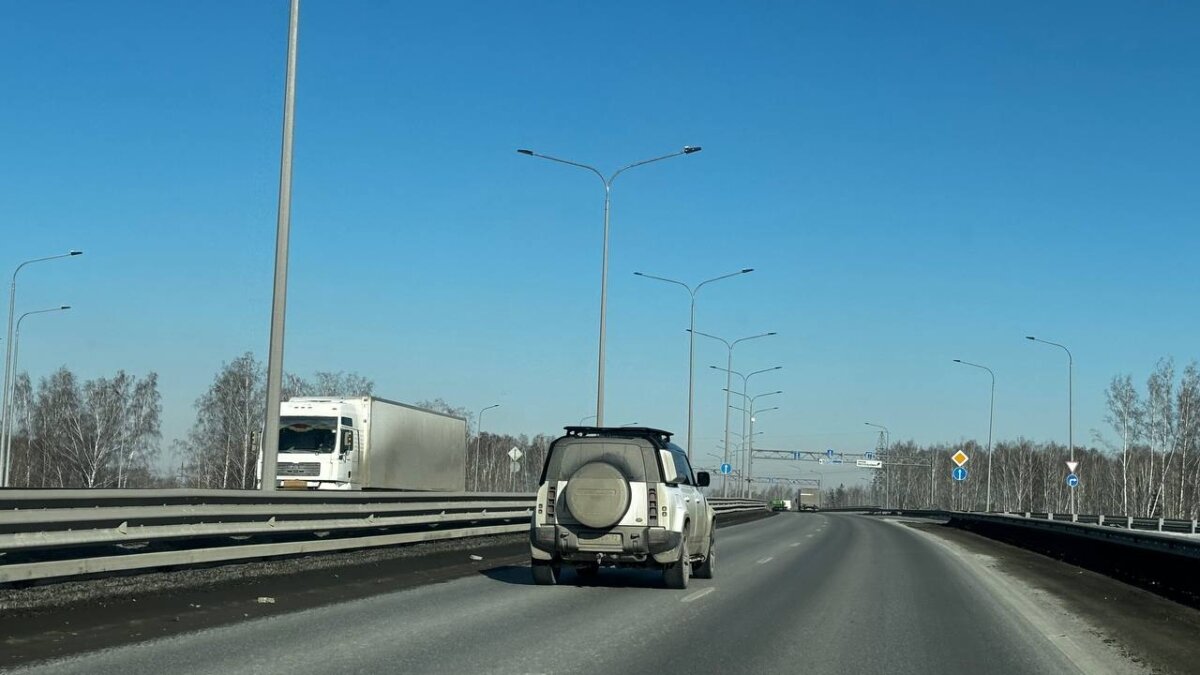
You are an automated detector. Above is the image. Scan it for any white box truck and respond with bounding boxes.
[259,396,467,491]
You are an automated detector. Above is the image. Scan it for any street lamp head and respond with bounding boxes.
[633,272,645,277]
[740,268,754,274]
[953,359,962,363]
[766,332,778,336]
[1025,336,1036,341]
[516,149,533,155]
[60,305,71,310]
[683,146,702,154]
[69,250,83,256]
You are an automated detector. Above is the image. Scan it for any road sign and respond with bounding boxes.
[952,466,968,481]
[951,450,969,467]
[863,451,875,460]
[1066,460,1079,473]
[720,463,732,475]
[509,460,521,474]
[856,459,883,469]
[792,451,800,460]
[818,458,828,465]
[507,447,523,462]
[826,448,834,459]
[831,458,843,465]
[1066,473,1079,488]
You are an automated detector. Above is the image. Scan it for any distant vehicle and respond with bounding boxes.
[771,499,793,511]
[799,491,820,511]
[529,426,715,589]
[257,396,467,491]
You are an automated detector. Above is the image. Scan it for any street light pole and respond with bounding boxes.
[693,330,775,496]
[634,269,753,461]
[864,422,890,508]
[1,305,70,486]
[260,0,301,492]
[518,145,702,427]
[728,389,782,497]
[1,250,81,488]
[746,403,779,498]
[474,403,500,492]
[1026,336,1074,515]
[954,359,995,512]
[710,360,781,496]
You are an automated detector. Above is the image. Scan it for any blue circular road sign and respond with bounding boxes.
[1066,473,1080,488]
[826,448,835,459]
[720,463,732,475]
[952,466,968,481]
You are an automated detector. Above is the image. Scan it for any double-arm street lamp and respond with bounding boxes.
[709,361,781,495]
[634,269,753,460]
[518,145,702,427]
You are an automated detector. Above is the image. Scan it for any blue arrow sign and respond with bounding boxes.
[864,451,875,460]
[720,463,732,475]
[826,448,834,459]
[1066,473,1079,488]
[792,451,800,460]
[952,466,968,481]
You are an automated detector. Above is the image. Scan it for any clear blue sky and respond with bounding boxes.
[3,1,1198,480]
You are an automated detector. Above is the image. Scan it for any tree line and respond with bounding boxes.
[5,368,162,488]
[7,353,1200,514]
[854,358,1200,518]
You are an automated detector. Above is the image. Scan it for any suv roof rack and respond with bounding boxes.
[562,426,674,444]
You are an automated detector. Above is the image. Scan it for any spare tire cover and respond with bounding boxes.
[564,461,632,529]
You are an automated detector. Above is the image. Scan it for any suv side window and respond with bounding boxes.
[670,451,694,486]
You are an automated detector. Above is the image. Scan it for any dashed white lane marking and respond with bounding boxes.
[681,587,715,603]
[756,556,774,564]
[806,534,814,538]
[789,542,802,547]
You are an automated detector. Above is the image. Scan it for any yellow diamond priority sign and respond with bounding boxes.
[951,450,969,467]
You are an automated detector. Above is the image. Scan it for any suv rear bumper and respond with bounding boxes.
[530,524,682,565]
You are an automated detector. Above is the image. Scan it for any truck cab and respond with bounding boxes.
[270,397,365,490]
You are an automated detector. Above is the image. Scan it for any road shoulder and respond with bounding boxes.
[902,519,1200,675]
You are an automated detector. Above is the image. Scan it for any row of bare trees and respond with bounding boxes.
[5,368,162,488]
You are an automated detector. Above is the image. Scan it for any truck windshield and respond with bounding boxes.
[279,416,338,454]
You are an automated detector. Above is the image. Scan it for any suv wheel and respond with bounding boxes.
[693,529,715,579]
[531,559,561,586]
[663,535,690,589]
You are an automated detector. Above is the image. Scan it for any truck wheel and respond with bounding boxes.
[693,529,715,579]
[531,559,560,586]
[663,537,690,589]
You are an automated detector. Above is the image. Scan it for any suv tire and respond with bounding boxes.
[693,529,715,579]
[531,559,561,586]
[563,461,631,529]
[663,535,690,589]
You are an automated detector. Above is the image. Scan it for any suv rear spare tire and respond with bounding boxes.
[563,461,631,529]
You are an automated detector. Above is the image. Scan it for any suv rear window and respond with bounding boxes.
[542,438,662,482]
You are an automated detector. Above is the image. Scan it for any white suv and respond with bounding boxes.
[529,426,715,589]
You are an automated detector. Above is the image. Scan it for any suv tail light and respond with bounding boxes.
[647,485,658,525]
[546,484,557,520]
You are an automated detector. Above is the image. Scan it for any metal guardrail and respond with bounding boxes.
[0,490,767,584]
[708,498,769,515]
[868,506,1200,536]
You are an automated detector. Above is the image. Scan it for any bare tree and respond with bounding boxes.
[1105,374,1140,515]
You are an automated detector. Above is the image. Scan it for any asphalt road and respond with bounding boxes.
[11,514,1142,675]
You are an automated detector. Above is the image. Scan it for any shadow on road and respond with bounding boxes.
[481,564,671,589]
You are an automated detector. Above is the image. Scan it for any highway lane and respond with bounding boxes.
[13,514,1141,675]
